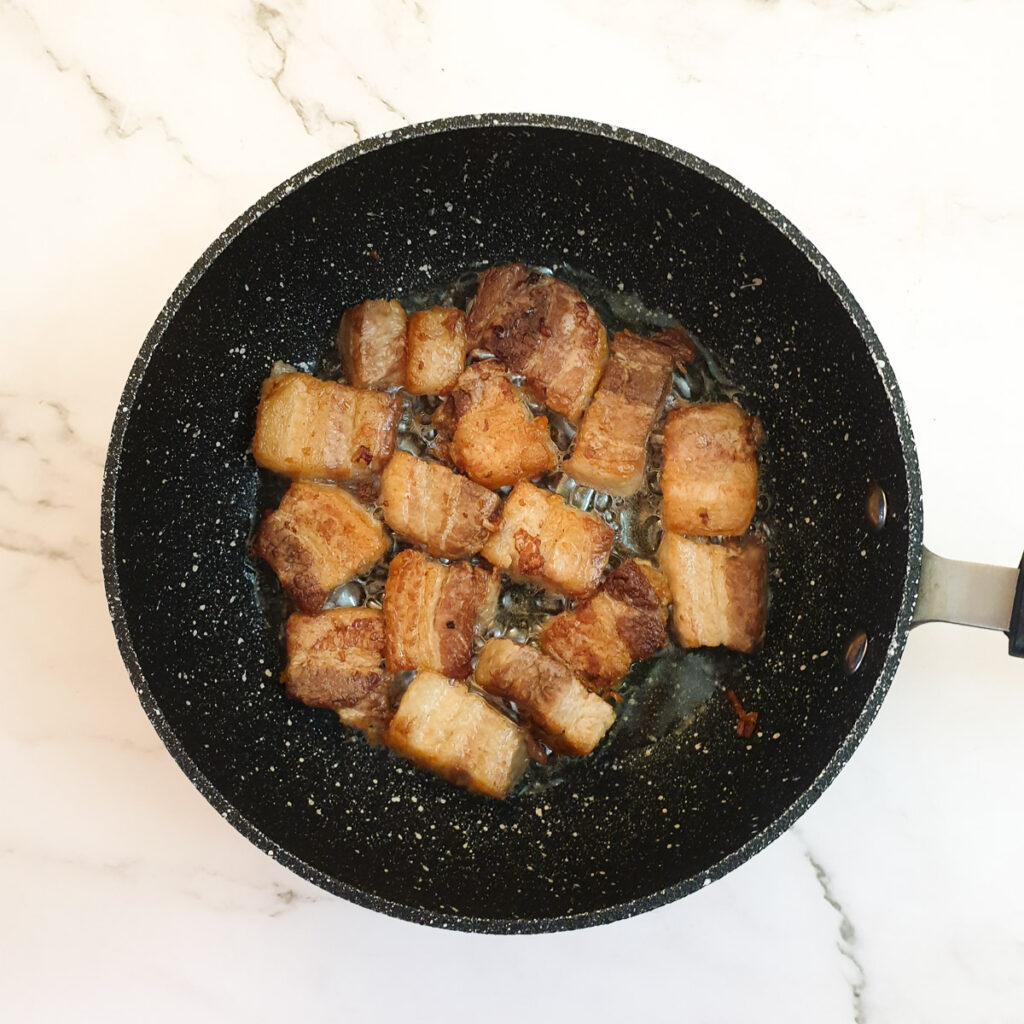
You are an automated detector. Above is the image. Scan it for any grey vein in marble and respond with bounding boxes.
[0,844,137,878]
[0,840,326,917]
[5,1,209,174]
[402,0,426,21]
[354,71,408,124]
[23,396,103,466]
[174,874,325,917]
[250,1,362,139]
[0,394,103,583]
[268,884,321,917]
[804,845,867,1023]
[0,535,95,582]
[950,199,1024,226]
[852,0,899,12]
[0,484,72,510]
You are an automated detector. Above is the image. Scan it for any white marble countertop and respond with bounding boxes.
[4,0,1024,1020]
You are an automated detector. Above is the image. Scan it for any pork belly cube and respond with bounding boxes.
[539,559,670,691]
[385,671,528,799]
[253,481,388,612]
[657,532,767,652]
[405,306,470,396]
[466,264,608,421]
[283,608,393,737]
[252,370,399,480]
[336,298,407,389]
[660,402,762,536]
[382,549,500,678]
[431,360,558,489]
[649,326,697,368]
[379,450,500,559]
[563,331,675,496]
[474,638,615,756]
[480,481,613,599]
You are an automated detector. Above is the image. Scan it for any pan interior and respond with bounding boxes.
[104,119,920,931]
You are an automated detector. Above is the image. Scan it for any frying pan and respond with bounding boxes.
[101,114,1024,933]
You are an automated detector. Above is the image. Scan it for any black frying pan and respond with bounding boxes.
[101,114,1022,933]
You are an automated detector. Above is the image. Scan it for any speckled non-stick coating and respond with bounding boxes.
[101,114,922,932]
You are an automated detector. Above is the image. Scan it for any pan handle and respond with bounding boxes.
[912,547,1024,656]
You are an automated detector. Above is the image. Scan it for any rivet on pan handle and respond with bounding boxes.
[913,547,1024,657]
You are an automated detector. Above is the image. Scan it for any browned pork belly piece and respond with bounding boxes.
[379,450,500,559]
[480,481,613,599]
[649,326,697,369]
[431,360,558,489]
[474,638,615,755]
[283,607,394,737]
[252,370,400,480]
[660,402,762,536]
[466,264,608,421]
[657,532,767,652]
[563,331,675,496]
[336,298,407,389]
[253,481,388,613]
[405,306,470,395]
[382,549,500,678]
[539,559,670,691]
[385,671,529,799]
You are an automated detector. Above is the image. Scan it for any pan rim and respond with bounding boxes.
[100,111,924,933]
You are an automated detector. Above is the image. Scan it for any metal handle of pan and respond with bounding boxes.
[912,547,1024,656]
